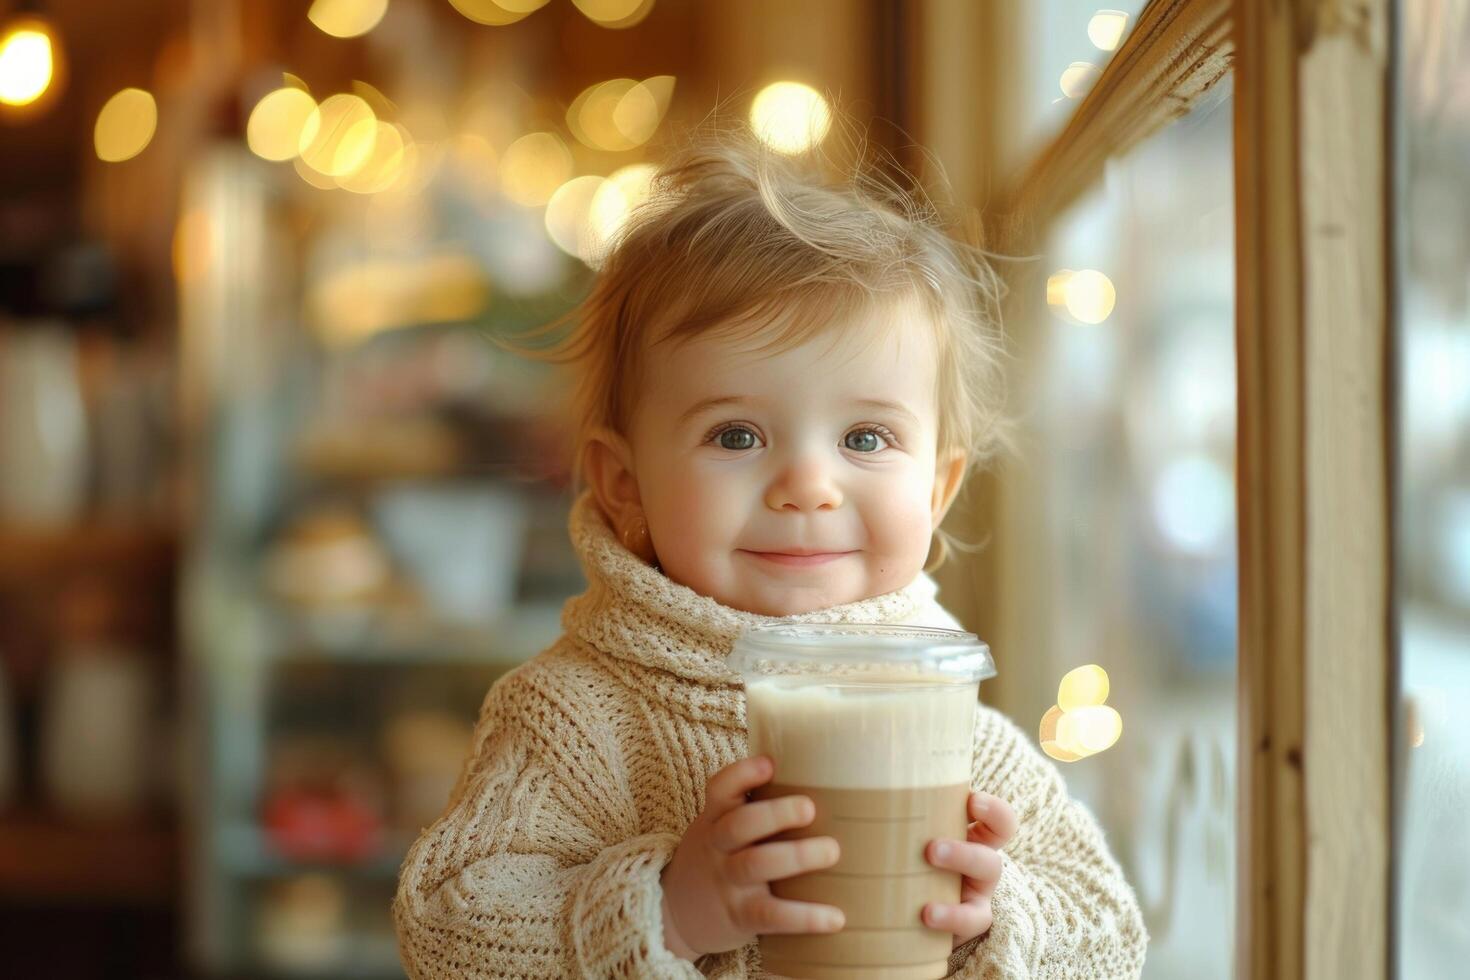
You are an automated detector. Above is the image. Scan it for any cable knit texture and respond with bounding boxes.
[394,489,1149,979]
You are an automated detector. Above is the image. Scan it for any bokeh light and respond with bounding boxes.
[544,175,606,263]
[351,79,397,120]
[1058,664,1111,712]
[447,0,542,26]
[1046,269,1074,310]
[572,0,655,29]
[1060,61,1102,99]
[1039,705,1084,762]
[247,87,318,162]
[1057,705,1123,754]
[1087,10,1130,52]
[568,76,673,151]
[568,79,637,151]
[308,0,389,38]
[617,75,674,142]
[1064,268,1117,324]
[498,131,573,206]
[750,81,832,155]
[337,121,406,193]
[1041,665,1122,762]
[1047,268,1117,324]
[299,94,378,177]
[585,162,657,262]
[94,88,158,162]
[0,22,54,106]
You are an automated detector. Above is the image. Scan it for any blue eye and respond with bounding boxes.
[844,428,890,453]
[716,426,758,450]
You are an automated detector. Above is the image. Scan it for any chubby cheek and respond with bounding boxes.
[862,493,936,592]
[639,465,743,592]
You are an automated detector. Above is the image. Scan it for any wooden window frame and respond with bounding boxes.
[915,1,1397,976]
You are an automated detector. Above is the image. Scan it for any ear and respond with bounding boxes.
[930,448,968,529]
[582,426,643,529]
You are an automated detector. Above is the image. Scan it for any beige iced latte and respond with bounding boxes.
[746,671,979,980]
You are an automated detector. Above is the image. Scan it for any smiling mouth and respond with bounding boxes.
[739,550,856,567]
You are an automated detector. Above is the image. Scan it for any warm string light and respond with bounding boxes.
[94,88,158,162]
[308,0,389,38]
[572,0,655,29]
[249,2,691,262]
[499,131,574,206]
[448,0,548,26]
[299,93,379,176]
[567,76,674,151]
[544,175,607,264]
[0,17,60,108]
[247,87,318,161]
[247,81,424,195]
[445,0,654,28]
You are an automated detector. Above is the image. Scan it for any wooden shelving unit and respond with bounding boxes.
[0,521,180,906]
[0,808,177,904]
[0,524,176,585]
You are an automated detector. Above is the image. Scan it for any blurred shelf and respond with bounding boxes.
[264,597,564,667]
[0,522,175,585]
[0,808,177,903]
[218,823,411,881]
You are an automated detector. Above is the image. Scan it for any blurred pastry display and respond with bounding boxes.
[292,413,462,482]
[259,738,386,864]
[264,507,395,607]
[254,873,349,974]
[381,709,474,832]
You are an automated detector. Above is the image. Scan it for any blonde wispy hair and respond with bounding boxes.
[499,117,1013,571]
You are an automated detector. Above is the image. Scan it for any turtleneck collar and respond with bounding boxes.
[558,489,948,724]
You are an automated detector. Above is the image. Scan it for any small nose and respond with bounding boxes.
[764,456,843,512]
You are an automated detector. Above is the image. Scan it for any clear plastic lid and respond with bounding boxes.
[729,622,996,686]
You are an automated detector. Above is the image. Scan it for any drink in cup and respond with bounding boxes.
[729,623,996,980]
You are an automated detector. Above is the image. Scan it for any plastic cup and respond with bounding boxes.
[729,623,996,980]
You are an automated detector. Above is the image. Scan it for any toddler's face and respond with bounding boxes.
[611,295,964,616]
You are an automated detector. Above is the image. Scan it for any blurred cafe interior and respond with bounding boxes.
[0,1,1466,977]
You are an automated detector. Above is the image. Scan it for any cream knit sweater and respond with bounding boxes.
[393,490,1148,979]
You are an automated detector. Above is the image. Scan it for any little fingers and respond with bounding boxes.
[728,837,840,886]
[923,897,993,939]
[736,895,845,936]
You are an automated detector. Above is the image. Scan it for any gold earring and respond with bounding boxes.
[620,513,656,565]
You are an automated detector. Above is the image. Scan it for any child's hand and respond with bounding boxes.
[922,791,1018,948]
[658,755,844,960]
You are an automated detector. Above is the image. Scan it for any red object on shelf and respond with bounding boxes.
[261,788,385,863]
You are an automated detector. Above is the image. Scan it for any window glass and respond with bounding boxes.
[1010,80,1235,978]
[1397,3,1470,974]
[1006,1,1149,171]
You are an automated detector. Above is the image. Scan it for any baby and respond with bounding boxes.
[393,129,1148,978]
